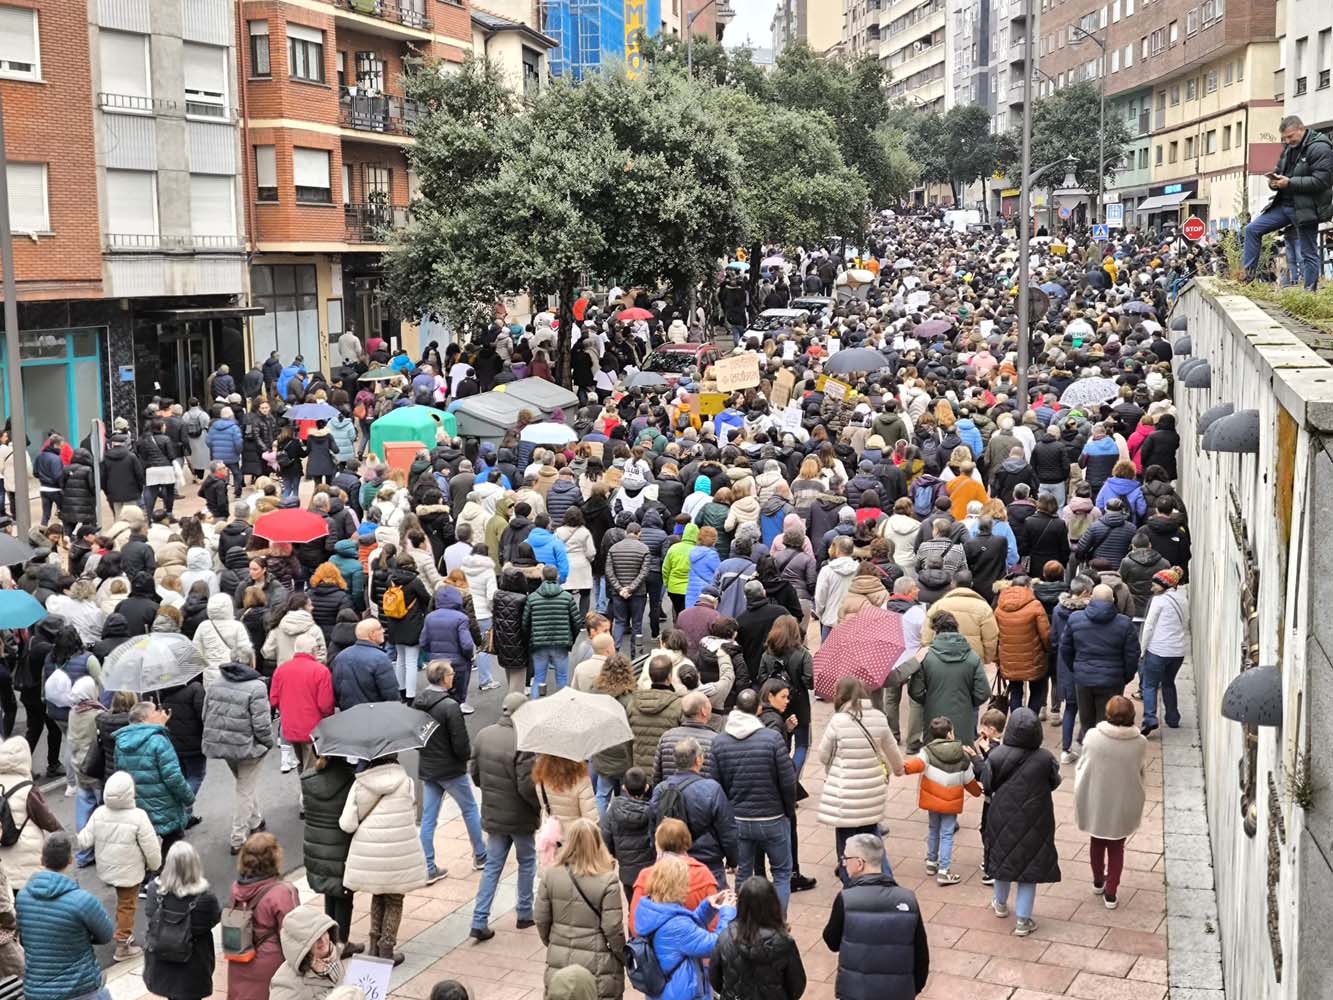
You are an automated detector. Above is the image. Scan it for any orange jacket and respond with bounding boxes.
[903,741,982,814]
[946,476,989,521]
[994,585,1051,682]
[628,854,717,936]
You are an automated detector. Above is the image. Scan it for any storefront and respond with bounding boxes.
[0,327,107,457]
[130,306,254,416]
[1135,184,1195,235]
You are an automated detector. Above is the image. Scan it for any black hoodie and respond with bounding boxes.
[91,613,133,662]
[116,572,162,636]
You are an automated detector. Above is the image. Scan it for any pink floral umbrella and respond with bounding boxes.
[812,606,907,700]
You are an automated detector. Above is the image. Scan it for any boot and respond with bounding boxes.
[340,941,366,959]
[114,940,143,962]
[378,944,405,967]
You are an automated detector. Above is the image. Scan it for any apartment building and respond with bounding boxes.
[239,0,473,373]
[880,0,949,109]
[1279,0,1333,131]
[771,0,841,57]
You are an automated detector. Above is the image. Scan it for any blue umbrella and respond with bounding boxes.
[726,261,750,272]
[286,402,339,422]
[1039,282,1069,298]
[0,589,47,630]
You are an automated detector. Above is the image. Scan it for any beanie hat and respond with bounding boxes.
[1153,567,1181,589]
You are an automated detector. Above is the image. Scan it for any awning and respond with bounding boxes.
[1135,191,1193,213]
[138,306,266,321]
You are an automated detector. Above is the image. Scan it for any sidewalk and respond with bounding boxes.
[105,692,1171,1000]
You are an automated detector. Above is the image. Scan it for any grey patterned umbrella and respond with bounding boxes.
[101,634,207,693]
[312,703,439,762]
[1059,377,1119,410]
[513,688,634,759]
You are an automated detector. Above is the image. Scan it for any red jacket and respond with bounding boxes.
[269,652,334,742]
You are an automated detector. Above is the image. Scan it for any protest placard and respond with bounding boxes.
[771,370,796,408]
[712,353,761,392]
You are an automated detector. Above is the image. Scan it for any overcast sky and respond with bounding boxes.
[721,0,777,49]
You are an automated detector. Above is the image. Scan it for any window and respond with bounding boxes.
[248,21,270,76]
[336,50,345,90]
[6,163,47,232]
[1168,141,1178,163]
[287,24,325,83]
[1170,83,1180,104]
[1235,57,1242,80]
[342,163,351,205]
[1186,8,1197,34]
[99,30,150,102]
[0,5,39,80]
[1168,20,1178,44]
[1125,0,1133,14]
[1141,35,1148,59]
[1138,147,1149,169]
[1185,78,1195,100]
[1200,0,1221,22]
[1224,60,1233,84]
[1110,49,1119,71]
[1125,44,1132,66]
[1222,125,1230,149]
[1155,144,1163,165]
[1149,28,1166,55]
[293,147,331,203]
[190,175,234,239]
[105,169,158,238]
[250,264,320,363]
[1206,69,1217,92]
[1184,136,1194,158]
[354,51,384,92]
[184,42,227,117]
[1205,130,1217,154]
[255,145,277,202]
[1112,0,1119,20]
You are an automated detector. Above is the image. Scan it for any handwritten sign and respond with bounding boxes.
[712,353,761,392]
[822,378,852,403]
[826,338,841,356]
[780,404,803,434]
[771,370,796,409]
[344,954,395,1000]
[781,340,797,361]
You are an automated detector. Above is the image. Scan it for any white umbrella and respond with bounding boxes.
[1059,377,1119,410]
[519,421,578,446]
[846,268,875,284]
[512,688,635,759]
[893,258,915,270]
[102,634,207,693]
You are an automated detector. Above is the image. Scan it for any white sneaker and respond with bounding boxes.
[460,702,476,715]
[1060,750,1079,764]
[990,899,1009,918]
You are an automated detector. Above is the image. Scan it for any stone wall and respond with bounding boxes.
[1172,279,1333,1000]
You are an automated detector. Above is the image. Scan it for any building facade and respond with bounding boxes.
[771,0,841,57]
[1278,0,1333,132]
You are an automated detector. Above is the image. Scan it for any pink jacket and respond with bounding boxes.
[1126,421,1155,473]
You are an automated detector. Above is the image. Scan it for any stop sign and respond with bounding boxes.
[1181,215,1206,241]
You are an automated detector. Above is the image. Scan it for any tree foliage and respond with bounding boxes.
[906,103,1007,204]
[997,81,1131,187]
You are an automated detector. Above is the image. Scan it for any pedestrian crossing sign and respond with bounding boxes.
[1091,223,1110,241]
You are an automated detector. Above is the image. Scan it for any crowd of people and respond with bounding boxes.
[0,210,1197,1000]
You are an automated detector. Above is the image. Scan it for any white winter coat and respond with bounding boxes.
[817,703,905,828]
[194,594,255,686]
[556,525,597,593]
[45,595,105,646]
[1074,721,1148,840]
[178,548,218,597]
[338,761,427,894]
[461,554,497,620]
[75,771,162,888]
[1141,588,1189,657]
[0,737,45,889]
[261,609,327,666]
[881,514,920,576]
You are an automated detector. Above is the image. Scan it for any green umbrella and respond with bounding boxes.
[359,367,402,381]
[368,405,457,459]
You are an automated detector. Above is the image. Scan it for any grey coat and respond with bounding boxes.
[201,663,275,761]
[535,865,626,1000]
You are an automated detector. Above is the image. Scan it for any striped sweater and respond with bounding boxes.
[902,738,982,814]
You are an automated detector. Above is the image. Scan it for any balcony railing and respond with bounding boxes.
[339,90,422,134]
[97,93,179,114]
[333,0,432,30]
[103,233,244,251]
[344,202,411,242]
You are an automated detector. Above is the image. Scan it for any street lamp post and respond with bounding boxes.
[1069,24,1107,227]
[686,0,721,75]
[0,96,30,537]
[1016,0,1035,415]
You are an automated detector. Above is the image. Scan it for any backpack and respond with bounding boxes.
[655,774,701,832]
[0,781,31,848]
[221,882,283,962]
[625,924,688,997]
[146,890,197,963]
[381,581,413,620]
[716,569,754,619]
[911,475,942,517]
[755,651,795,690]
[185,412,206,439]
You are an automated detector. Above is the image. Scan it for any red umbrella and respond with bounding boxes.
[617,307,653,322]
[253,509,329,545]
[812,606,906,700]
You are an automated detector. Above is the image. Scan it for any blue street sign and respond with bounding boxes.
[1091,223,1110,241]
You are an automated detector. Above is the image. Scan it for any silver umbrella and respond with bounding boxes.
[101,634,207,692]
[1059,377,1119,410]
[512,688,635,759]
[625,370,670,391]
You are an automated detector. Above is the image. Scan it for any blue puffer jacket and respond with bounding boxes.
[955,419,983,458]
[526,526,569,583]
[330,538,367,610]
[1095,476,1147,521]
[277,363,306,401]
[329,415,358,462]
[206,418,243,464]
[544,478,583,527]
[633,896,736,1000]
[685,544,720,608]
[33,446,63,490]
[419,587,476,666]
[710,711,797,820]
[1058,599,1139,691]
[16,870,114,1000]
[331,640,400,708]
[113,723,195,835]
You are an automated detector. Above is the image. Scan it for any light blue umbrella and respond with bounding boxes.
[0,589,45,629]
[287,402,339,422]
[726,260,750,272]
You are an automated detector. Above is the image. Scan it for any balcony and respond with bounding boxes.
[103,233,244,252]
[339,90,422,136]
[97,93,178,115]
[344,202,412,243]
[331,0,432,35]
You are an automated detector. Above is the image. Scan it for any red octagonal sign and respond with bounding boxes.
[1181,215,1206,241]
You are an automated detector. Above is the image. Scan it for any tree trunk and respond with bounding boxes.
[556,270,576,388]
[747,240,762,319]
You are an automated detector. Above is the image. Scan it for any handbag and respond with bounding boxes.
[987,670,1010,717]
[535,786,563,868]
[848,714,893,784]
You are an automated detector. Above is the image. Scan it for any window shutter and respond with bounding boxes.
[184,42,226,99]
[190,174,234,237]
[287,24,323,45]
[106,169,158,236]
[0,7,36,66]
[255,145,277,188]
[293,147,330,189]
[100,30,149,98]
[6,164,47,232]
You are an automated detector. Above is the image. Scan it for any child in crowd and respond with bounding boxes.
[903,715,982,886]
[974,707,1008,885]
[599,767,656,899]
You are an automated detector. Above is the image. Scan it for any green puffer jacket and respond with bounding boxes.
[300,759,356,896]
[693,502,731,559]
[522,580,581,649]
[627,687,683,771]
[661,524,698,595]
[113,723,195,835]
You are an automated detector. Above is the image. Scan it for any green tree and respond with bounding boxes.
[637,32,773,98]
[385,65,746,380]
[1010,81,1131,187]
[907,104,1006,205]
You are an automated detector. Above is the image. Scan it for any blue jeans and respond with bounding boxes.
[420,774,485,867]
[281,474,301,502]
[1244,204,1320,289]
[792,722,810,778]
[736,817,792,911]
[1140,652,1184,728]
[472,831,536,929]
[1062,698,1079,752]
[1041,481,1066,508]
[994,880,1037,920]
[1009,676,1048,714]
[75,786,99,866]
[835,824,893,886]
[610,593,646,657]
[591,769,619,817]
[595,577,608,615]
[475,617,495,686]
[530,647,568,699]
[226,462,243,497]
[926,811,958,871]
[180,755,207,796]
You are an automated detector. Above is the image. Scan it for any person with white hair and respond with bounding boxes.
[143,841,222,1000]
[205,404,244,498]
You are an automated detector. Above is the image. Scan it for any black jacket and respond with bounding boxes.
[308,582,353,644]
[963,532,1008,606]
[1119,548,1169,617]
[599,794,656,888]
[142,887,222,1000]
[977,708,1061,884]
[300,758,356,896]
[1267,127,1333,225]
[1138,417,1180,480]
[1030,438,1070,485]
[217,521,253,563]
[735,597,787,687]
[162,682,206,761]
[1022,511,1071,572]
[381,567,431,646]
[710,925,807,1000]
[134,430,175,469]
[59,449,98,527]
[1143,516,1191,574]
[101,445,146,503]
[116,573,162,636]
[413,687,471,782]
[122,534,157,580]
[469,715,541,835]
[711,716,797,820]
[821,874,929,1000]
[490,574,530,672]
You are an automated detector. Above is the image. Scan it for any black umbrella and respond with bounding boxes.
[311,702,439,762]
[823,348,892,374]
[0,534,37,566]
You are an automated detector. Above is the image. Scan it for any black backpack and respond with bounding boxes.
[655,774,701,833]
[0,781,31,848]
[147,890,197,963]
